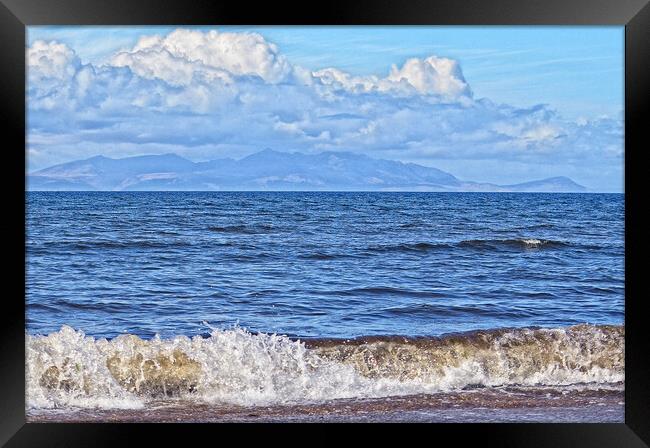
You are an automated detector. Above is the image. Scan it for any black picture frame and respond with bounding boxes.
[2,0,648,445]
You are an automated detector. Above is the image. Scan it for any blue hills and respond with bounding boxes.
[27,149,587,192]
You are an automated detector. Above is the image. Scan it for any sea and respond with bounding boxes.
[25,192,625,422]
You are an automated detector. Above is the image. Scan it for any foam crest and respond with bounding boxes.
[459,238,568,249]
[26,324,624,409]
[310,324,624,388]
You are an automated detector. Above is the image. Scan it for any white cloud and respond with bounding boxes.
[109,29,293,85]
[313,56,471,100]
[28,40,80,82]
[312,68,379,93]
[28,40,92,111]
[25,29,623,190]
[386,56,471,98]
[110,47,234,87]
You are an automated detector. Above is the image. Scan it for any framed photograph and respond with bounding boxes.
[2,0,648,444]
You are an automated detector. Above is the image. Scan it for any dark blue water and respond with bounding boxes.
[26,192,624,339]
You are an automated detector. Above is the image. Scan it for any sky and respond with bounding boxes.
[26,26,624,191]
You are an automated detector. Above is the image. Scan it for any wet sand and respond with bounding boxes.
[27,386,624,423]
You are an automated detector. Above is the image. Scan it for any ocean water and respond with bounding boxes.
[25,192,625,414]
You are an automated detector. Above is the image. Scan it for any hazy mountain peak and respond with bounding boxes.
[28,150,588,192]
[87,155,109,161]
[503,176,587,192]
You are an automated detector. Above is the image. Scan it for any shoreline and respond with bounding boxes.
[27,386,624,423]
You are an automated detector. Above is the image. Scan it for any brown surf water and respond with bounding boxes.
[26,324,624,414]
[27,387,624,423]
[306,324,623,383]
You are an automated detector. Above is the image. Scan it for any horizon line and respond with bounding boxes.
[25,190,623,194]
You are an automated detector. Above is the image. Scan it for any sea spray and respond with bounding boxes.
[26,324,624,409]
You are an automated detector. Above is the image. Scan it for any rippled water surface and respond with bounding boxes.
[26,192,624,339]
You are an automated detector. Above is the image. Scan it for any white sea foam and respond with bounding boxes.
[26,324,624,409]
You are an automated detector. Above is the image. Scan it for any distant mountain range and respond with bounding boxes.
[27,149,587,192]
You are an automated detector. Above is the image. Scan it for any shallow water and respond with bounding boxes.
[27,387,624,423]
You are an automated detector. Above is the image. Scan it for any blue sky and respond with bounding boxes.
[27,26,624,191]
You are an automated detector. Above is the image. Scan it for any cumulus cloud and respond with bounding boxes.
[26,29,623,190]
[28,40,83,110]
[28,40,80,81]
[313,56,471,100]
[386,56,471,98]
[109,29,293,85]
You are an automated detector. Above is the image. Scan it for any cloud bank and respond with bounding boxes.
[27,28,624,190]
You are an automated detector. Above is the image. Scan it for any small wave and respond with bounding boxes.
[207,224,274,234]
[366,242,451,253]
[328,287,447,299]
[458,239,568,250]
[399,222,424,229]
[26,324,623,410]
[382,303,534,318]
[29,240,194,251]
[298,253,351,260]
[364,239,571,254]
[225,253,277,262]
[525,223,556,230]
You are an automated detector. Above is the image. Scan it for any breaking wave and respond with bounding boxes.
[458,238,569,249]
[26,324,624,410]
[364,239,579,254]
